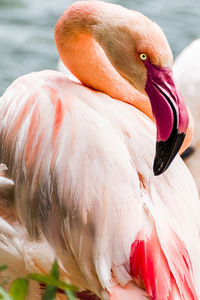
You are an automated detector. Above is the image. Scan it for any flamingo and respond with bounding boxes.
[0,1,200,299]
[173,39,200,194]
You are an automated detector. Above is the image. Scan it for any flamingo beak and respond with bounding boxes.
[144,61,189,176]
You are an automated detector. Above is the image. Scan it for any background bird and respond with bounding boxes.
[0,1,199,300]
[173,39,200,194]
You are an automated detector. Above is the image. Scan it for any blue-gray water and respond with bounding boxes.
[0,0,199,95]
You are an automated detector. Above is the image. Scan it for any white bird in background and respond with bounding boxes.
[57,59,80,83]
[173,39,200,194]
[0,1,200,300]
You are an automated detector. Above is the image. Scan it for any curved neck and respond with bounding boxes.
[54,1,153,119]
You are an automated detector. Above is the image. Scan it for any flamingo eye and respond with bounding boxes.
[140,53,147,61]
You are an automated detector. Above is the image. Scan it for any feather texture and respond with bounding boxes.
[0,70,200,299]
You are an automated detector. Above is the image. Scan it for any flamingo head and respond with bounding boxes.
[130,18,189,175]
[97,10,189,175]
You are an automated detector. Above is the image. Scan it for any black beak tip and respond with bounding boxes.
[153,152,169,176]
[153,161,166,176]
[153,132,186,176]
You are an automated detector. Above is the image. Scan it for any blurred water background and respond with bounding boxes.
[0,0,199,95]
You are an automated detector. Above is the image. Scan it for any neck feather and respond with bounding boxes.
[54,1,153,119]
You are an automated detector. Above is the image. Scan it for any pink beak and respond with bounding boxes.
[144,60,189,175]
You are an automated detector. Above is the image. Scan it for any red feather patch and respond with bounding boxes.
[129,229,197,300]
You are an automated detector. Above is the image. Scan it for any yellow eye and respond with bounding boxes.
[140,53,147,61]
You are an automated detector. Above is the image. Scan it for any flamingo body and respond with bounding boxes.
[1,69,200,299]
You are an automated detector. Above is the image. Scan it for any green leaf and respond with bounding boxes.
[65,290,77,300]
[0,265,7,272]
[9,278,29,300]
[42,286,57,300]
[50,260,59,279]
[0,286,13,300]
[28,274,77,292]
[41,260,59,300]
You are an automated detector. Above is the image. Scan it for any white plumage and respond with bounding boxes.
[0,70,200,299]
